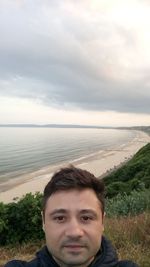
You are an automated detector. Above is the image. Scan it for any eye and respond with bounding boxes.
[53,216,66,223]
[81,215,93,223]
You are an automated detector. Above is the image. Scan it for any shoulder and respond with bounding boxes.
[118,260,139,267]
[4,259,39,267]
[4,260,27,267]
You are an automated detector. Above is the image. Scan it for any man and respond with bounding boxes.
[5,166,139,267]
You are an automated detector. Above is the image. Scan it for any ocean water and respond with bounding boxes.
[0,127,135,184]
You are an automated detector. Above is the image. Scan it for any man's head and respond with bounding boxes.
[42,165,105,216]
[42,166,105,267]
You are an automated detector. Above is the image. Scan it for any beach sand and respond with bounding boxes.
[0,130,150,203]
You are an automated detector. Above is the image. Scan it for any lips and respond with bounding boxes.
[65,245,84,248]
[62,240,87,250]
[63,244,85,251]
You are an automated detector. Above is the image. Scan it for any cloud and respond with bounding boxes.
[0,0,150,115]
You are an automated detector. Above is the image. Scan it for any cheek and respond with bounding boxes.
[45,227,58,245]
[90,223,104,237]
[45,223,64,240]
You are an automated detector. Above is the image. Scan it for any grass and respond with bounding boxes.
[1,212,150,267]
[0,241,44,266]
[105,212,150,267]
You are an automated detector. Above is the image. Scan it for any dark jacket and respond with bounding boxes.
[4,236,139,267]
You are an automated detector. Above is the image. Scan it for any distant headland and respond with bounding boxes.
[0,123,149,132]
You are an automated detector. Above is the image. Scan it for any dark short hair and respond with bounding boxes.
[42,165,105,215]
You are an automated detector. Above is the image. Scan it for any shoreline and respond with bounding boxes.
[0,130,150,203]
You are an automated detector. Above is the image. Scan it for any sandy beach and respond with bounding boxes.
[0,130,150,203]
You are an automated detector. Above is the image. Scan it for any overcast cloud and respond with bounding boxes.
[0,0,150,125]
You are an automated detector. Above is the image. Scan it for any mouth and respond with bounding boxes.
[63,244,85,250]
[65,245,83,248]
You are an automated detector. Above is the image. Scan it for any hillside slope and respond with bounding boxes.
[103,143,150,198]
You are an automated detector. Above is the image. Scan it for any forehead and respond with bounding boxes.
[45,189,101,212]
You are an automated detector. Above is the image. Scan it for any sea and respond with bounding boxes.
[0,127,136,186]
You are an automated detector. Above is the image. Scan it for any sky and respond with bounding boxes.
[0,0,150,127]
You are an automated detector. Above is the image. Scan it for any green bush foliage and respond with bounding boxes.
[105,189,150,217]
[103,143,150,197]
[0,193,44,246]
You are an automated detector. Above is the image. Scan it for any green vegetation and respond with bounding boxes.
[105,189,150,217]
[103,143,150,198]
[0,193,44,246]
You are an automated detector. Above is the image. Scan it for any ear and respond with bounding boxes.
[102,212,106,232]
[41,211,45,232]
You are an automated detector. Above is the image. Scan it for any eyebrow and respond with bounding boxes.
[80,209,98,217]
[49,209,68,217]
[49,208,97,217]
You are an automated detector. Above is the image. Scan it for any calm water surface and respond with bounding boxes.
[0,127,135,182]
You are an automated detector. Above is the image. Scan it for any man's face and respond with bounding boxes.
[42,189,104,267]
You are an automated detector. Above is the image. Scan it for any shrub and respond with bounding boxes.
[0,193,44,246]
[105,189,150,217]
[103,143,150,197]
[106,181,130,198]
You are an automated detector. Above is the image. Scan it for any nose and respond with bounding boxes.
[65,218,84,238]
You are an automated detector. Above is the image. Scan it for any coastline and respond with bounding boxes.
[0,130,150,203]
